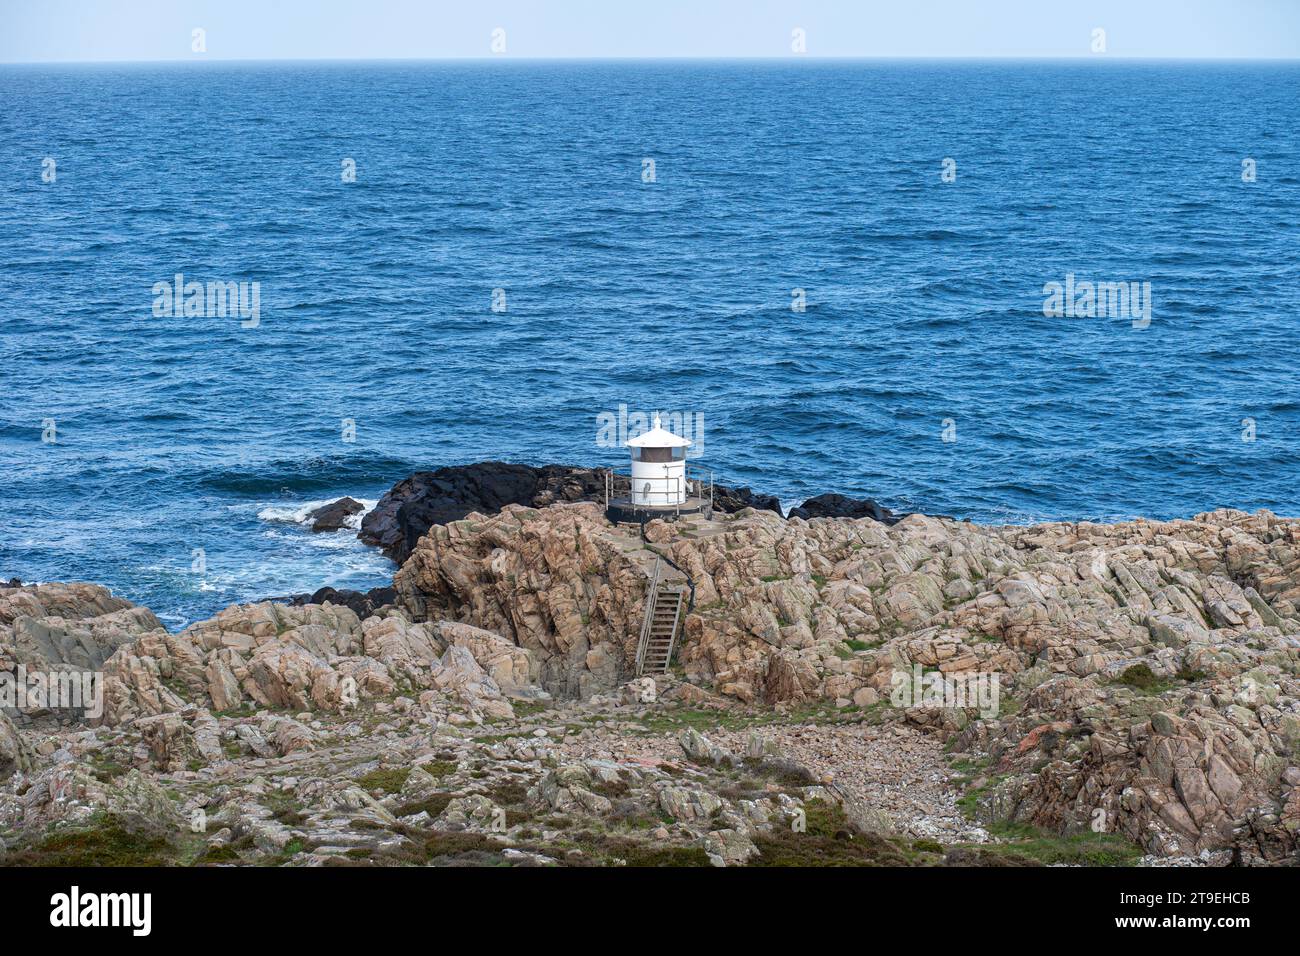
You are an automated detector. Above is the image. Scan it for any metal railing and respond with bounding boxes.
[634,557,663,675]
[603,464,714,517]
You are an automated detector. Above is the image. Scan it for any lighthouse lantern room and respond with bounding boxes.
[626,413,692,506]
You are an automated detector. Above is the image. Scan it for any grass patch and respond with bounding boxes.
[744,756,818,789]
[86,752,131,784]
[394,793,455,819]
[262,792,308,827]
[3,816,177,867]
[632,701,861,736]
[511,700,551,718]
[259,837,308,866]
[956,775,1006,820]
[948,755,992,775]
[195,843,243,865]
[749,800,919,867]
[551,829,710,867]
[486,780,532,806]
[975,822,1142,866]
[615,843,711,867]
[416,759,459,779]
[356,767,412,794]
[423,831,502,860]
[1112,663,1183,696]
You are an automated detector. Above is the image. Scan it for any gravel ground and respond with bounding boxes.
[549,712,990,843]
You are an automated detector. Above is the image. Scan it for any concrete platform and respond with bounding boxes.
[605,495,712,525]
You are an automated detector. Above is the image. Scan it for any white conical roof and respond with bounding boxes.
[626,413,692,448]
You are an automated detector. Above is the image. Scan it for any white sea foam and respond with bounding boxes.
[256,497,377,531]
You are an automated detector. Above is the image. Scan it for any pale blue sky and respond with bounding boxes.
[2,0,1298,63]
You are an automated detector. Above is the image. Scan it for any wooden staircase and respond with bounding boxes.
[635,558,687,676]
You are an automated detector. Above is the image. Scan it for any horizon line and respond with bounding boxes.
[5,54,1300,67]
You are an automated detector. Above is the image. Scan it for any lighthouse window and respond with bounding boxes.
[638,446,674,463]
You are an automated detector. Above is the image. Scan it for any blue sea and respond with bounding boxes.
[1,60,1297,627]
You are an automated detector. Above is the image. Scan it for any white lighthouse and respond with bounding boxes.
[627,413,692,506]
[604,412,712,523]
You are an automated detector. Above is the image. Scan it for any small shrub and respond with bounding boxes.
[1117,664,1157,690]
[395,793,454,819]
[4,816,175,867]
[750,800,915,866]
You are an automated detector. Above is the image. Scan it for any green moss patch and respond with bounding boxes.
[356,767,412,794]
[393,793,454,819]
[749,800,919,867]
[3,816,177,867]
[974,822,1142,866]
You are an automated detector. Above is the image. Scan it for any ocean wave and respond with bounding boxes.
[256,498,378,531]
[198,454,415,494]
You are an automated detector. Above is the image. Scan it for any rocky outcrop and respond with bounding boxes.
[0,583,161,674]
[3,503,1298,865]
[280,586,398,620]
[393,503,659,698]
[359,461,784,562]
[788,492,901,524]
[0,581,144,629]
[391,500,1300,861]
[306,497,365,532]
[0,712,34,779]
[0,583,546,731]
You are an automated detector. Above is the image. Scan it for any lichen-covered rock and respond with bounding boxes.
[705,827,758,866]
[622,676,656,704]
[261,715,318,755]
[430,645,514,720]
[135,712,201,771]
[679,728,736,766]
[0,711,34,780]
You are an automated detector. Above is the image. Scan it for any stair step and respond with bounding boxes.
[637,560,691,677]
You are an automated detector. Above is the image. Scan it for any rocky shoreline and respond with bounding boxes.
[2,465,1298,867]
[276,461,902,617]
[351,460,900,564]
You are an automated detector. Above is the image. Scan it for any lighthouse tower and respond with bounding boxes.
[604,412,712,524]
[626,413,692,506]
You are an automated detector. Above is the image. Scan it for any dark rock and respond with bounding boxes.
[711,485,783,515]
[306,497,365,532]
[788,493,901,525]
[282,586,397,620]
[359,462,784,563]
